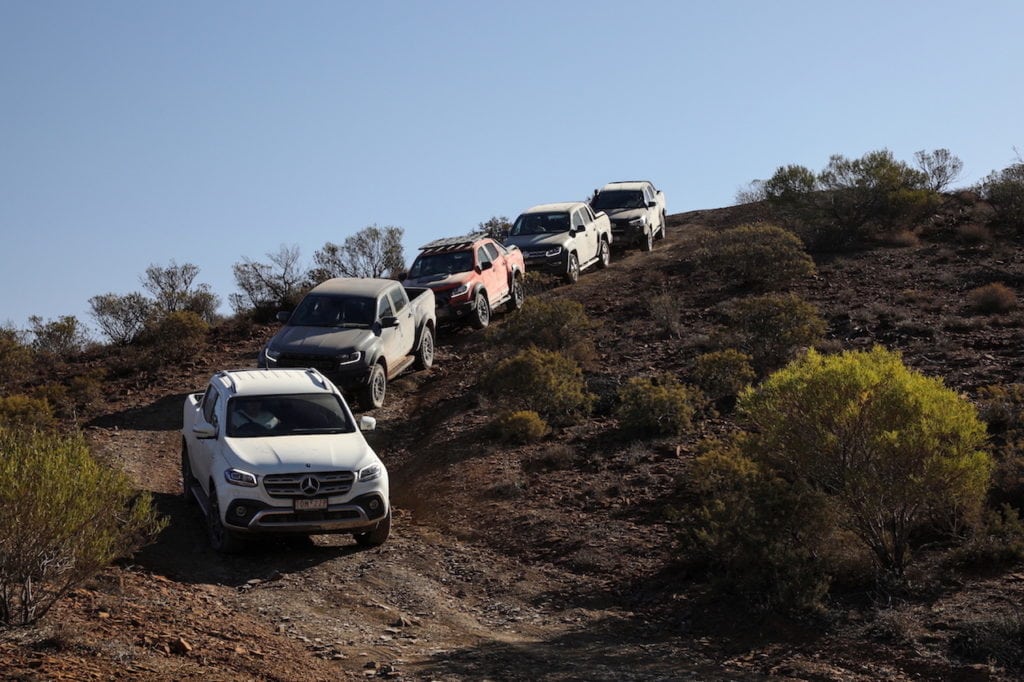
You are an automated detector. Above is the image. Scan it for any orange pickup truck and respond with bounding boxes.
[403,234,526,329]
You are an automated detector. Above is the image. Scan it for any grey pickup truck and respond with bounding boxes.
[259,278,436,409]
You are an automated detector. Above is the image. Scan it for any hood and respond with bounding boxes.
[269,325,376,356]
[402,272,472,290]
[603,207,646,222]
[226,432,380,471]
[505,233,571,250]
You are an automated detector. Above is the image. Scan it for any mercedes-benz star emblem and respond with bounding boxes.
[300,476,320,496]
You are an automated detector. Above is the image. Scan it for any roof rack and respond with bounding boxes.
[216,370,238,394]
[418,232,488,251]
[305,367,328,388]
[610,180,652,185]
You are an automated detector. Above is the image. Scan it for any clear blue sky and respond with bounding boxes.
[2,0,1022,334]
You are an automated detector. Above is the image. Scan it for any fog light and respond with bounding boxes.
[368,499,380,511]
[235,506,248,517]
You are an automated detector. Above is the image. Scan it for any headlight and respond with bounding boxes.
[264,347,280,361]
[224,468,258,487]
[449,284,469,298]
[629,215,648,227]
[359,463,382,482]
[337,351,362,365]
[544,246,563,258]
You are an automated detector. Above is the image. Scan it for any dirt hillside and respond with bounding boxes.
[2,199,1023,681]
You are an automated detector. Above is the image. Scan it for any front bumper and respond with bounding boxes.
[611,222,645,244]
[223,492,389,534]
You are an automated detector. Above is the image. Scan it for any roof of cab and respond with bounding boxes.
[518,202,586,214]
[211,368,336,397]
[599,181,650,192]
[308,277,396,297]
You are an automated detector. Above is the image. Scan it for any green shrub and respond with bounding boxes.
[681,441,834,612]
[966,282,1017,315]
[28,315,90,359]
[0,427,165,626]
[977,383,1024,433]
[490,298,596,364]
[977,162,1024,230]
[738,346,991,575]
[0,395,56,432]
[139,310,208,364]
[693,349,756,400]
[948,504,1024,570]
[491,410,549,444]
[89,292,152,345]
[693,223,816,290]
[615,373,702,437]
[482,348,594,425]
[0,325,32,391]
[716,293,827,373]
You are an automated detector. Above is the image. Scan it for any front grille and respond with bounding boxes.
[277,353,336,373]
[263,471,356,498]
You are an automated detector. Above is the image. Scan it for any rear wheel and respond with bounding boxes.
[360,362,387,409]
[471,291,491,329]
[564,253,580,284]
[414,326,434,370]
[354,509,392,547]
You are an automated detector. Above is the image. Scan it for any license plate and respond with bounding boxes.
[294,498,328,511]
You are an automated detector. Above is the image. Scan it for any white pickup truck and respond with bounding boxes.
[590,180,667,251]
[504,202,613,283]
[259,278,436,409]
[181,368,390,552]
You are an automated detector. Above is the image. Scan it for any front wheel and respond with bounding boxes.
[471,291,491,329]
[354,509,391,547]
[208,488,245,553]
[641,228,654,252]
[508,276,525,311]
[564,253,580,284]
[414,326,434,370]
[360,362,387,409]
[597,240,610,269]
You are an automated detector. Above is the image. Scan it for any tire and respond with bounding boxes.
[354,509,391,547]
[207,488,245,553]
[470,291,491,330]
[597,240,610,269]
[508,275,525,311]
[641,228,654,252]
[181,441,196,505]
[414,325,434,370]
[360,362,387,410]
[564,253,580,284]
[656,212,667,240]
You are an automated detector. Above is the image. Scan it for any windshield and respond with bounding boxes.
[227,393,354,438]
[510,212,570,236]
[289,294,374,327]
[408,250,474,278]
[591,190,645,210]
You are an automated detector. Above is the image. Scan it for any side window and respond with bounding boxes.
[202,386,219,426]
[571,210,584,229]
[477,246,493,268]
[388,287,408,313]
[377,295,394,320]
[483,243,500,261]
[582,205,595,222]
[644,187,654,204]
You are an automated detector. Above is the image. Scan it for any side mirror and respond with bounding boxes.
[193,421,217,439]
[380,315,399,328]
[358,415,377,432]
[567,228,576,237]
[275,310,291,323]
[647,200,657,208]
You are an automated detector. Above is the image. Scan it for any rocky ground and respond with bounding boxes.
[2,200,1024,680]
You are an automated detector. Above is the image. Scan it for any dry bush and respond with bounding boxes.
[615,373,703,437]
[647,288,684,338]
[481,347,594,425]
[693,349,755,400]
[966,282,1017,315]
[977,383,1024,433]
[955,223,994,245]
[692,223,816,290]
[490,410,549,444]
[0,395,56,432]
[523,444,577,473]
[489,298,596,364]
[0,427,165,626]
